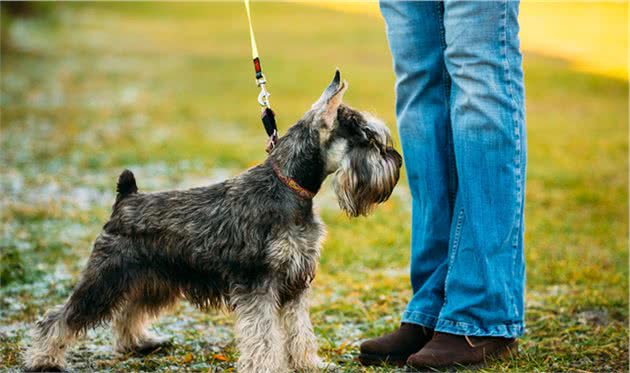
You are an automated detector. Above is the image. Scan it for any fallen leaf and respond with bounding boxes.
[336,340,349,353]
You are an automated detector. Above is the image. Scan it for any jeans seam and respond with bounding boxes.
[500,0,522,320]
[402,310,440,328]
[442,208,465,309]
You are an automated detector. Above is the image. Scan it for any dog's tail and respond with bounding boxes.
[116,169,138,201]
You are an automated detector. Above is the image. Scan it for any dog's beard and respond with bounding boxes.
[332,148,402,217]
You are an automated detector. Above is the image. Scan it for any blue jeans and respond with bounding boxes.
[380,0,526,338]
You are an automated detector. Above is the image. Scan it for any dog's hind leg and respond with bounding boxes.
[24,233,136,371]
[233,287,288,373]
[23,304,75,372]
[113,274,178,354]
[112,301,173,355]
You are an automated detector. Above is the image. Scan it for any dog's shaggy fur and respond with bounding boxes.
[24,70,402,373]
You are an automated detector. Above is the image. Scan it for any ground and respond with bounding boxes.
[1,2,628,372]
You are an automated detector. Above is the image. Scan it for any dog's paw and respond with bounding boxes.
[117,335,172,355]
[292,359,338,372]
[135,336,172,355]
[317,360,338,372]
[23,364,65,372]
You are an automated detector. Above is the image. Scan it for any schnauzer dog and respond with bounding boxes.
[24,70,402,372]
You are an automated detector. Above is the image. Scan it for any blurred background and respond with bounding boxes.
[1,1,627,371]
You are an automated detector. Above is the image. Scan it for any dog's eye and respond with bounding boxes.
[368,138,380,149]
[368,138,386,155]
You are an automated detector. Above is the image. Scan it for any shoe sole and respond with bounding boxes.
[357,353,409,367]
[491,339,519,360]
[456,341,520,370]
[405,340,519,370]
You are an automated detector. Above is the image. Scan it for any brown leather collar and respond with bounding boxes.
[271,161,316,200]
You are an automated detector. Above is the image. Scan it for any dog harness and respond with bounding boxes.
[244,0,278,153]
[271,161,316,200]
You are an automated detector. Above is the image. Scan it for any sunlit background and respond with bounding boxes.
[1,2,627,371]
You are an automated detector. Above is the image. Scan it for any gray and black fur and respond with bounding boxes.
[24,70,402,373]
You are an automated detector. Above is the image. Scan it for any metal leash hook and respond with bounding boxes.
[256,70,271,108]
[258,85,270,107]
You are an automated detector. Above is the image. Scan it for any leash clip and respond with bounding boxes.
[256,75,271,108]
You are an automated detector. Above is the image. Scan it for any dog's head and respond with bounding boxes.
[310,70,403,217]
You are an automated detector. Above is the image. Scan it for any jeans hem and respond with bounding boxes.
[434,318,524,338]
[401,310,439,329]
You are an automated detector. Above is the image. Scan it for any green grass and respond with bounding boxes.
[1,2,628,372]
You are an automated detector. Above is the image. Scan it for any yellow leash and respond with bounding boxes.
[244,0,278,152]
[244,0,259,61]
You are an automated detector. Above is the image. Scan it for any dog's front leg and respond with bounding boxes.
[234,289,288,373]
[281,289,325,372]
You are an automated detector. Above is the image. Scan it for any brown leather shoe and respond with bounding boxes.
[358,323,434,367]
[406,332,518,369]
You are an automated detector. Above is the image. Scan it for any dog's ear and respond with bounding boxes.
[313,69,348,128]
